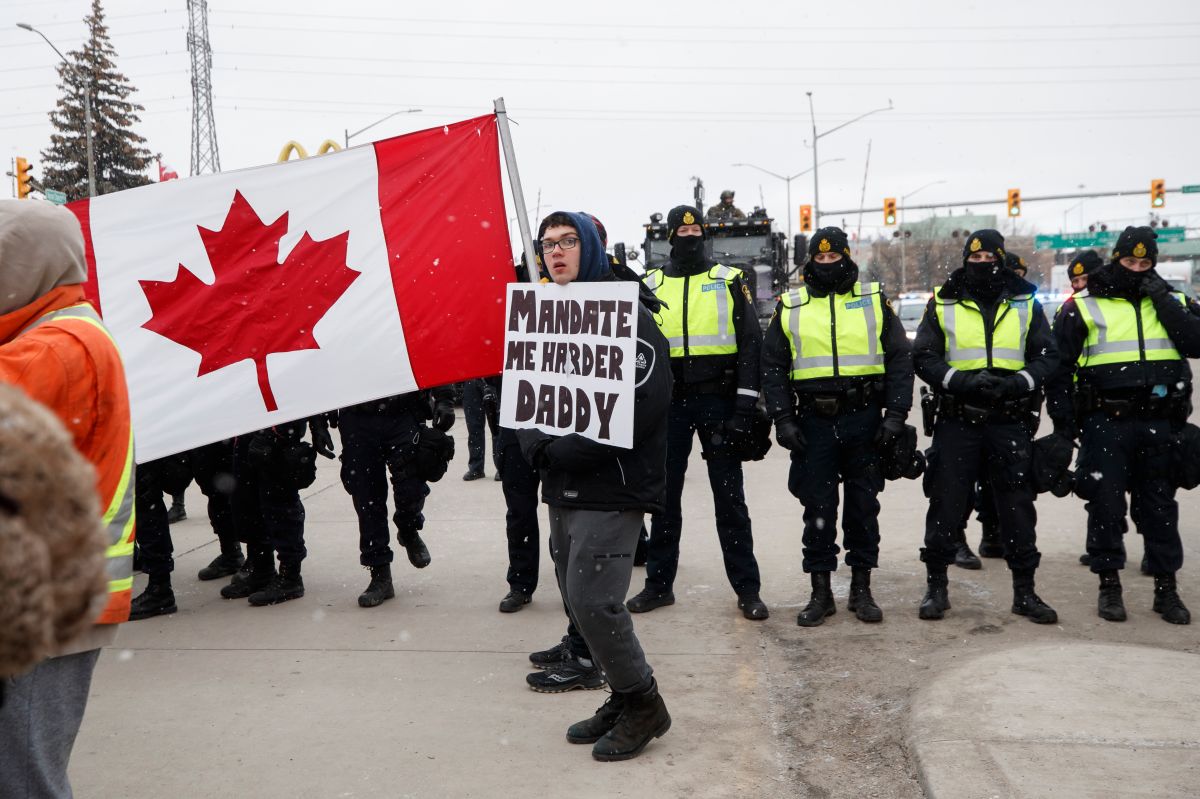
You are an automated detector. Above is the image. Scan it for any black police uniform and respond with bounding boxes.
[1047,227,1200,624]
[462,377,500,479]
[762,228,913,625]
[631,205,766,619]
[913,230,1059,622]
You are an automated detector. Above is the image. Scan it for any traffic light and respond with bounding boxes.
[799,204,813,233]
[15,157,32,199]
[883,197,897,226]
[1006,188,1021,217]
[1151,178,1165,208]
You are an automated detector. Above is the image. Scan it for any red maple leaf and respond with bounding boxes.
[140,190,360,411]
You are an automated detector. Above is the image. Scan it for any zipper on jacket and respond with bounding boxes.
[1134,297,1146,360]
[829,294,840,377]
[682,274,690,356]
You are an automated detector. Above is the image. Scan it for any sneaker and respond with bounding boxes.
[498,589,532,613]
[526,655,606,693]
[529,637,570,670]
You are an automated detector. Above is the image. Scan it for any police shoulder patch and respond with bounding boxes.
[741,283,753,304]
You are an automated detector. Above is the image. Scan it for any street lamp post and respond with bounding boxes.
[18,22,96,198]
[345,108,422,148]
[732,158,845,241]
[898,180,947,292]
[806,92,892,224]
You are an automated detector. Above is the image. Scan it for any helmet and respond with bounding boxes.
[720,190,735,201]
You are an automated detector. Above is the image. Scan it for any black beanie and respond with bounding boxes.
[1111,226,1158,266]
[666,205,705,241]
[807,226,853,261]
[1068,250,1103,279]
[1005,251,1027,275]
[962,229,1006,265]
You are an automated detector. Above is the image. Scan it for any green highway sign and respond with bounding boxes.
[1182,185,1200,194]
[44,188,67,205]
[1035,227,1186,250]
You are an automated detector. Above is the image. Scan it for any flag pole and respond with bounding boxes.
[493,98,537,281]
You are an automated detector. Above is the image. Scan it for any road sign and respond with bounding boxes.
[44,188,67,205]
[1182,185,1200,194]
[1035,228,1186,250]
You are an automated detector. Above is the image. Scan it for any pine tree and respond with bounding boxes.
[40,0,155,200]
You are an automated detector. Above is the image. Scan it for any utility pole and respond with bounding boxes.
[187,0,220,175]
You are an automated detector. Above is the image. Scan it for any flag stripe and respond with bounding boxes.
[68,199,103,315]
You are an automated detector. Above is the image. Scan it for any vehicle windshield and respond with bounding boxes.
[898,301,925,323]
[710,236,771,260]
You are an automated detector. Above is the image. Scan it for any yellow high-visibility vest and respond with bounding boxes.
[1072,290,1183,368]
[644,264,742,357]
[780,282,886,381]
[933,287,1033,371]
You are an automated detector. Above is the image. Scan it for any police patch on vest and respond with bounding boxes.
[844,297,873,310]
[701,281,725,292]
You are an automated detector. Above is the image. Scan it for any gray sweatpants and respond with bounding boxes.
[549,507,654,694]
[0,649,101,799]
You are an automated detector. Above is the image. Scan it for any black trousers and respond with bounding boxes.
[463,380,500,475]
[787,406,884,573]
[1075,412,1183,575]
[233,432,307,569]
[499,433,540,594]
[922,417,1040,571]
[190,440,239,555]
[134,459,173,578]
[339,405,430,567]
[645,392,761,596]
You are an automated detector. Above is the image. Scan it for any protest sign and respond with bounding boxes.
[500,281,639,448]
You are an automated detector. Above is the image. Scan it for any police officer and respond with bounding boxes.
[220,416,333,606]
[762,227,913,625]
[913,229,1059,623]
[706,190,746,222]
[1048,227,1200,625]
[627,204,767,620]
[462,378,500,481]
[339,389,454,608]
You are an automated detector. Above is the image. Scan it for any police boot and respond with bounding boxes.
[248,562,305,606]
[796,571,836,627]
[978,521,1004,559]
[398,530,431,569]
[220,556,275,599]
[626,587,675,613]
[566,691,626,744]
[918,566,951,620]
[591,679,671,762]
[1152,573,1191,625]
[129,574,177,621]
[358,564,395,608]
[166,494,186,524]
[1011,568,1057,624]
[197,547,245,581]
[1097,570,1127,622]
[847,567,883,623]
[953,538,982,570]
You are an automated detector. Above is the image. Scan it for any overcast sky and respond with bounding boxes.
[4,0,1199,257]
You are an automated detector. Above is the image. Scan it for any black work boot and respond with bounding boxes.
[358,564,395,608]
[1011,568,1057,624]
[737,593,769,620]
[166,494,187,524]
[398,531,431,569]
[796,571,836,627]
[129,575,177,621]
[197,548,245,581]
[978,521,1004,559]
[626,587,675,613]
[248,563,305,606]
[954,540,982,570]
[220,558,274,599]
[591,678,671,762]
[1097,569,1127,622]
[1153,573,1191,625]
[1078,552,1092,567]
[847,566,883,623]
[498,589,532,613]
[919,566,951,620]
[567,692,626,744]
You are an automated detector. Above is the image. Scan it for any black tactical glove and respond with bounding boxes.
[723,409,755,441]
[1140,270,1173,300]
[981,374,1031,401]
[432,398,456,432]
[1052,419,1077,444]
[526,437,553,470]
[480,381,499,411]
[955,371,1001,397]
[775,416,806,453]
[310,418,335,459]
[874,409,906,451]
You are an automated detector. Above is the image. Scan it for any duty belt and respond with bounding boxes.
[795,380,884,417]
[1074,383,1190,421]
[934,392,1039,426]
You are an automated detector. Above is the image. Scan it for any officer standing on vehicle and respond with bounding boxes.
[913,229,1059,623]
[706,190,746,222]
[627,204,768,621]
[1047,227,1200,625]
[762,227,913,625]
[339,389,455,608]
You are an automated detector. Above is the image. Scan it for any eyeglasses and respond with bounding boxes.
[539,236,579,253]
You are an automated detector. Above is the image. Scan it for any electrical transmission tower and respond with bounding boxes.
[187,0,220,174]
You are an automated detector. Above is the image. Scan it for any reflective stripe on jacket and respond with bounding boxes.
[933,286,1033,371]
[644,264,742,357]
[1073,291,1184,368]
[780,282,885,381]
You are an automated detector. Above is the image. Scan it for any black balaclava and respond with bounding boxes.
[804,226,857,293]
[666,204,706,267]
[961,229,1007,301]
[1109,226,1159,293]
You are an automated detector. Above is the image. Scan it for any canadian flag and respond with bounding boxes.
[70,114,513,463]
[157,160,179,181]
